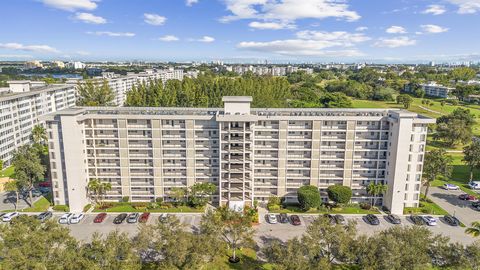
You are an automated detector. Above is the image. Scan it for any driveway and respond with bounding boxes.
[428,187,480,226]
[0,191,41,211]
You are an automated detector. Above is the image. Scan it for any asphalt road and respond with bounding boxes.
[0,191,40,211]
[428,186,480,227]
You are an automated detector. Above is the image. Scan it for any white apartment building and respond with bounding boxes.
[405,82,454,98]
[44,96,434,214]
[0,81,76,165]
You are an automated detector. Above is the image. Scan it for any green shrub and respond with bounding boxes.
[162,202,173,209]
[52,205,69,212]
[99,202,115,210]
[267,204,281,211]
[359,202,372,210]
[148,202,159,209]
[297,185,321,211]
[327,185,352,204]
[83,204,92,212]
[122,196,130,203]
[131,202,148,209]
[155,197,164,204]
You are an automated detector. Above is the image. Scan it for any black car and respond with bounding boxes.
[444,215,460,226]
[37,211,53,222]
[365,214,380,225]
[290,215,301,226]
[334,214,346,225]
[113,213,128,224]
[386,214,401,224]
[278,213,289,223]
[410,215,425,225]
[323,214,336,225]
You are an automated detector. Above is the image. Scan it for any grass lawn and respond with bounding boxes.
[403,195,449,215]
[93,203,205,213]
[431,153,480,196]
[205,248,272,270]
[21,196,51,212]
[351,97,480,136]
[270,204,380,215]
[0,166,15,178]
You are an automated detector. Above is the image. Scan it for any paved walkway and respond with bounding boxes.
[419,105,444,115]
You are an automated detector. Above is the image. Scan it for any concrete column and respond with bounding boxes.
[118,119,130,197]
[277,120,288,197]
[152,120,163,197]
[186,120,196,187]
[310,121,321,186]
[343,121,356,187]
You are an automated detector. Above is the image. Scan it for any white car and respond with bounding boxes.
[267,213,278,224]
[2,212,19,222]
[69,213,84,224]
[469,181,480,190]
[421,216,437,226]
[58,213,73,224]
[443,183,460,190]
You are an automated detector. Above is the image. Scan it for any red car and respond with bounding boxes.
[38,181,51,187]
[459,194,476,201]
[290,215,301,226]
[139,212,150,223]
[93,213,107,223]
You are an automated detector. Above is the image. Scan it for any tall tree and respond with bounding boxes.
[463,140,480,181]
[77,79,115,106]
[366,182,387,206]
[31,124,47,145]
[87,179,112,207]
[188,182,217,208]
[466,221,480,237]
[423,149,452,197]
[3,180,20,211]
[200,207,255,263]
[12,145,45,204]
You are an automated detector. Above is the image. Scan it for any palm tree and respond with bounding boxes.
[98,182,112,207]
[31,125,47,145]
[466,221,480,237]
[87,179,112,207]
[4,180,20,211]
[366,182,387,206]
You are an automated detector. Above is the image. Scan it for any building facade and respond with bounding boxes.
[405,82,454,98]
[44,97,434,214]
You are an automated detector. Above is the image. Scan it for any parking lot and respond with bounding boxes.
[429,187,480,227]
[13,211,474,245]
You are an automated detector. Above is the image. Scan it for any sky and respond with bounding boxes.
[0,0,480,63]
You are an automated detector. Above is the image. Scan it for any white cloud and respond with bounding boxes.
[87,31,135,37]
[76,50,90,55]
[144,13,167,26]
[74,12,106,24]
[197,36,215,43]
[0,54,33,59]
[41,0,98,11]
[386,26,407,34]
[446,0,480,14]
[158,35,180,42]
[422,5,447,15]
[374,36,416,48]
[220,0,360,23]
[248,21,295,30]
[186,0,198,6]
[421,24,449,33]
[355,26,368,32]
[0,42,60,53]
[237,30,369,56]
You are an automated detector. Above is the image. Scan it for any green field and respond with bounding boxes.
[21,196,51,212]
[431,153,480,196]
[0,166,15,178]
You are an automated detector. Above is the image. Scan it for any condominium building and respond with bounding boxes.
[0,81,76,165]
[405,82,454,98]
[44,96,434,214]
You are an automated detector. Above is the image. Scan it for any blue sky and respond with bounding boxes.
[0,0,479,63]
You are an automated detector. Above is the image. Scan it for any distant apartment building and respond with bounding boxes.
[66,62,86,70]
[24,60,43,69]
[228,65,313,76]
[44,96,434,214]
[405,82,454,98]
[0,81,76,165]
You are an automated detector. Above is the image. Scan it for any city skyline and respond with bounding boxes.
[0,0,480,63]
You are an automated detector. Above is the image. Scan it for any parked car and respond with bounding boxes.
[31,189,43,197]
[158,213,169,223]
[38,181,51,187]
[267,213,278,224]
[364,214,380,225]
[459,194,477,201]
[2,212,19,222]
[69,213,84,224]
[58,213,73,224]
[421,216,437,226]
[473,204,480,211]
[469,181,480,190]
[410,215,425,225]
[443,183,460,190]
[290,215,301,226]
[334,214,346,225]
[139,212,150,223]
[127,213,139,223]
[323,214,336,225]
[113,213,128,224]
[39,187,51,194]
[37,211,53,222]
[94,213,107,223]
[444,215,460,226]
[278,213,289,223]
[386,214,402,224]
